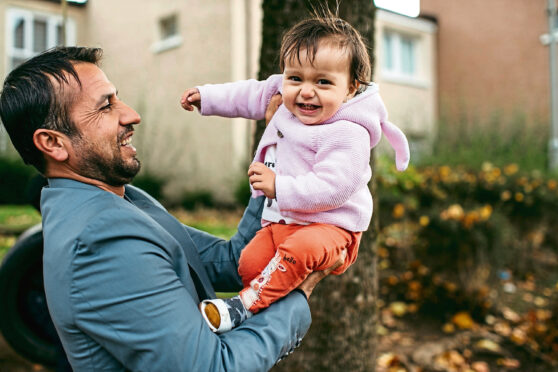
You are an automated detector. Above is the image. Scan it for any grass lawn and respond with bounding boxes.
[0,205,41,261]
[0,205,241,262]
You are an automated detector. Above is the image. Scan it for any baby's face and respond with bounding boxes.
[282,40,358,125]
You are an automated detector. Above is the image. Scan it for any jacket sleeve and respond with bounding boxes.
[275,122,371,213]
[71,209,310,372]
[185,195,265,292]
[197,74,283,120]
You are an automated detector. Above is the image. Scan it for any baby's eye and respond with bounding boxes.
[317,79,332,85]
[288,76,301,82]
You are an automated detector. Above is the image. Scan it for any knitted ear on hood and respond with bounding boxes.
[380,120,410,171]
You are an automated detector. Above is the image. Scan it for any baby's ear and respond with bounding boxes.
[348,80,360,98]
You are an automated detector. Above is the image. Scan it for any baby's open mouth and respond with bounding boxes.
[297,103,320,110]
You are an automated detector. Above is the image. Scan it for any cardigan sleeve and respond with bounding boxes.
[198,74,283,120]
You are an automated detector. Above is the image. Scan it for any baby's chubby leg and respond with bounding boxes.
[241,223,355,313]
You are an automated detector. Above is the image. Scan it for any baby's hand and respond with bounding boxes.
[181,88,201,111]
[248,162,276,199]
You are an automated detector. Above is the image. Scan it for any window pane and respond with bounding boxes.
[33,19,48,52]
[14,19,25,49]
[401,37,415,75]
[160,14,178,39]
[383,32,394,70]
[56,24,65,45]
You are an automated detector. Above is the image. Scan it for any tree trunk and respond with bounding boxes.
[255,1,379,371]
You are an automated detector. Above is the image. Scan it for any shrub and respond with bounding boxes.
[422,114,548,173]
[0,157,38,205]
[132,172,167,201]
[180,190,214,210]
[376,161,558,297]
[233,178,251,207]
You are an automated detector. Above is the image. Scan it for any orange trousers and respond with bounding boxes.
[238,223,361,313]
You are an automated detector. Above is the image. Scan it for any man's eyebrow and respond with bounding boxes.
[95,89,118,108]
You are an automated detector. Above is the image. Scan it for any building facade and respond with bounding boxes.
[1,1,437,202]
[420,0,551,126]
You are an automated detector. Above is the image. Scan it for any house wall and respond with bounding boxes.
[374,9,438,158]
[0,2,436,202]
[420,0,550,125]
[83,0,261,203]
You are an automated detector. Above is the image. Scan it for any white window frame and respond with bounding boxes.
[151,13,182,54]
[377,9,436,88]
[4,7,76,74]
[2,8,76,153]
[382,28,422,86]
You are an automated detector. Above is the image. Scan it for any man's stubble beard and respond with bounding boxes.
[74,138,141,187]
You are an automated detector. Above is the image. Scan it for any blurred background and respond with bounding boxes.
[0,0,557,371]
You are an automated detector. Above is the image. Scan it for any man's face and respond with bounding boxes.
[68,63,141,186]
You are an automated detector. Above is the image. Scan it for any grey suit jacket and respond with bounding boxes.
[41,178,310,371]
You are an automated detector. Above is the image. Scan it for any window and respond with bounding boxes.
[383,30,418,79]
[5,8,76,72]
[151,13,182,54]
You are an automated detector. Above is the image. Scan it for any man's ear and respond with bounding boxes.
[33,129,70,162]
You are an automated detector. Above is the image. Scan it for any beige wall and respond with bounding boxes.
[421,0,549,125]
[374,9,438,157]
[83,0,260,203]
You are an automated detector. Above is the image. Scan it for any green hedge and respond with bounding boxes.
[0,157,38,205]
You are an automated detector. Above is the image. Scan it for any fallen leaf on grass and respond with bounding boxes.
[390,302,408,317]
[471,361,490,372]
[474,339,502,354]
[497,358,520,369]
[433,350,467,372]
[452,311,475,330]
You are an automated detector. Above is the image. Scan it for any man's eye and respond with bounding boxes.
[101,103,113,111]
[288,76,301,82]
[317,79,332,85]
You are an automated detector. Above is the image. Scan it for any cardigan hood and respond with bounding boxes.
[323,83,410,171]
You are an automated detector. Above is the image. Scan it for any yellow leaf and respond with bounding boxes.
[452,311,475,329]
[389,302,407,317]
[475,339,501,353]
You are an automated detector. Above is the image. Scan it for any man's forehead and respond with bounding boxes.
[73,62,115,96]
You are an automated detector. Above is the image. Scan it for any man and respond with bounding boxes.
[0,47,338,371]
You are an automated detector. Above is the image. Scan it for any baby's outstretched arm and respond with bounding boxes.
[248,162,276,199]
[181,88,201,111]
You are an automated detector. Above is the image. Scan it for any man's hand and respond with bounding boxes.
[181,88,201,111]
[248,162,276,199]
[298,249,347,299]
[265,93,282,126]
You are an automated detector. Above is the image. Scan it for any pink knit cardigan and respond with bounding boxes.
[198,74,409,231]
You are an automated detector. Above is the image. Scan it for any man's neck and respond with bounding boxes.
[46,169,126,197]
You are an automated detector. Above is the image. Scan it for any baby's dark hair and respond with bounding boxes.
[279,16,371,93]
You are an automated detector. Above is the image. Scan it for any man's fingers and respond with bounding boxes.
[265,93,282,126]
[323,249,347,276]
[297,249,347,299]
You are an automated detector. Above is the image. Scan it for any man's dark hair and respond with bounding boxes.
[0,47,103,173]
[279,16,371,94]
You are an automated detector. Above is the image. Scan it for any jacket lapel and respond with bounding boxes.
[125,187,216,301]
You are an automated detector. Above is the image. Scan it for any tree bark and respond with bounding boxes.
[254,1,379,371]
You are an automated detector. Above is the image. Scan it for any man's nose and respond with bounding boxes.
[120,102,141,126]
